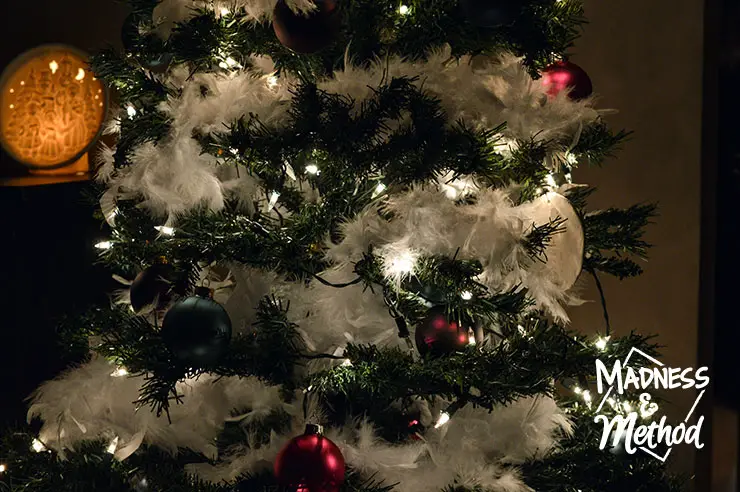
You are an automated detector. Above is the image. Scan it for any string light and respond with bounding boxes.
[573,386,583,394]
[266,75,278,89]
[126,105,137,119]
[398,4,410,15]
[582,390,592,408]
[106,436,119,454]
[305,164,320,175]
[31,438,46,453]
[154,226,175,235]
[220,7,230,15]
[372,182,386,198]
[94,241,112,250]
[460,291,473,300]
[49,60,59,74]
[386,249,416,277]
[594,336,610,351]
[565,152,578,165]
[0,464,6,473]
[341,359,352,367]
[111,367,129,377]
[434,412,450,428]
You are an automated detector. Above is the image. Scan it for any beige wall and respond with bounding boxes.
[569,0,704,478]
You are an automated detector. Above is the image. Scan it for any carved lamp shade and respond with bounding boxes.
[0,45,107,186]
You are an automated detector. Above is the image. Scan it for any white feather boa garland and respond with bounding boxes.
[29,355,570,492]
[101,45,600,221]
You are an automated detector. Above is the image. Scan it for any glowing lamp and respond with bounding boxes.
[0,45,107,185]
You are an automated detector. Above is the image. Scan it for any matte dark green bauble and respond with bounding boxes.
[130,262,172,314]
[121,13,173,73]
[460,0,518,27]
[161,288,232,366]
[405,277,447,304]
[272,0,340,53]
[415,306,470,357]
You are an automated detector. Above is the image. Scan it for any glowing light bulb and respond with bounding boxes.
[398,4,410,15]
[75,68,85,81]
[111,367,129,377]
[517,324,527,335]
[126,105,137,119]
[305,164,319,175]
[565,152,578,165]
[49,60,59,74]
[20,80,25,86]
[9,88,14,93]
[372,182,386,198]
[31,438,46,452]
[95,241,112,250]
[9,104,14,109]
[387,250,416,276]
[460,291,473,300]
[574,386,582,394]
[595,336,610,351]
[341,359,352,367]
[106,436,119,454]
[154,226,175,235]
[434,412,450,428]
[267,75,278,88]
[583,390,592,407]
[225,57,238,67]
[220,7,230,15]
[0,464,6,473]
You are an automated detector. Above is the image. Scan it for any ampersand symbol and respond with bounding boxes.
[639,393,658,416]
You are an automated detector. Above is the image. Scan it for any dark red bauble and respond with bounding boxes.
[130,262,172,314]
[272,0,340,54]
[541,61,593,100]
[274,424,345,492]
[414,306,470,357]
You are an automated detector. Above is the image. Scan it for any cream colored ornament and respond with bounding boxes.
[526,192,584,290]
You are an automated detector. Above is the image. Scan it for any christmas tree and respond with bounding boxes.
[0,1,686,491]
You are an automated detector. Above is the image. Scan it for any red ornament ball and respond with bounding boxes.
[541,61,593,100]
[414,306,470,357]
[274,424,345,492]
[272,0,340,54]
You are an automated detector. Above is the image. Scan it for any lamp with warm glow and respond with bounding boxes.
[0,44,107,185]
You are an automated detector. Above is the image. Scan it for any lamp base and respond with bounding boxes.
[1,154,91,187]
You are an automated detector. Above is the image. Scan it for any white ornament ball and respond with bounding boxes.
[526,192,584,290]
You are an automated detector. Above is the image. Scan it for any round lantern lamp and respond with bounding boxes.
[0,44,108,175]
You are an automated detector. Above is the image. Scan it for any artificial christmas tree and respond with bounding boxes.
[0,1,686,491]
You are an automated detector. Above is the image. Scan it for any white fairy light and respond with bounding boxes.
[154,226,175,235]
[341,359,352,367]
[126,105,137,119]
[398,4,410,15]
[460,291,473,300]
[573,386,582,394]
[106,436,119,454]
[31,438,46,453]
[225,57,239,68]
[111,367,129,377]
[49,60,59,74]
[220,7,230,15]
[372,182,386,198]
[434,412,450,428]
[565,152,578,165]
[517,324,527,335]
[95,241,112,250]
[386,249,416,277]
[582,390,592,408]
[594,336,610,351]
[0,464,6,473]
[267,191,280,212]
[266,75,278,89]
[305,164,320,175]
[468,332,477,346]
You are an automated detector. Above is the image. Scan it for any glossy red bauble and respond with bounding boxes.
[541,61,593,100]
[274,424,345,492]
[272,0,340,54]
[414,306,470,357]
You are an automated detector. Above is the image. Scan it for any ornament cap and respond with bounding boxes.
[194,286,213,298]
[304,423,324,435]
